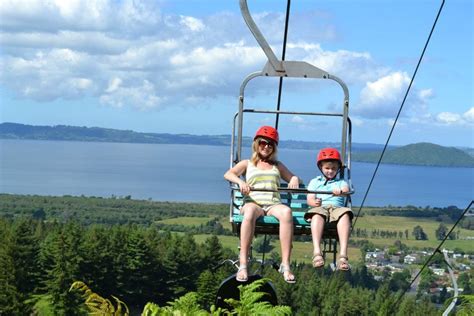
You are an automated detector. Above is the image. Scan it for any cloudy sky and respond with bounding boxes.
[0,0,472,147]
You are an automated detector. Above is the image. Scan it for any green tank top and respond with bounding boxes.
[244,161,281,206]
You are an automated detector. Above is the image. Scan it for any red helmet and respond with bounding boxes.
[254,126,279,144]
[317,148,342,166]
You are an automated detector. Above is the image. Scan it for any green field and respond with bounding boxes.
[352,215,473,252]
[156,216,215,226]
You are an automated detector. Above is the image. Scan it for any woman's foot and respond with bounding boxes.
[236,265,248,282]
[336,256,350,271]
[312,253,325,268]
[278,264,296,284]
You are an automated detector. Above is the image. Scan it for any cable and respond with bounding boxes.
[275,0,291,130]
[351,0,445,231]
[393,200,473,307]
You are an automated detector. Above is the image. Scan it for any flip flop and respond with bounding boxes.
[312,253,325,269]
[278,264,296,284]
[236,265,248,282]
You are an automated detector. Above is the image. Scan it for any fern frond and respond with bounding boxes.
[141,302,162,316]
[70,281,130,316]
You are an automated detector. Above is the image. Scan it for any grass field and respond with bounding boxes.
[188,213,473,262]
[156,216,215,226]
[193,234,362,264]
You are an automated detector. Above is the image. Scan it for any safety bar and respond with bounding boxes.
[230,184,354,196]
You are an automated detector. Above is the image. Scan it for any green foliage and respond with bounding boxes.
[447,294,474,316]
[70,281,129,315]
[353,142,474,167]
[412,225,428,240]
[224,278,291,315]
[0,193,227,226]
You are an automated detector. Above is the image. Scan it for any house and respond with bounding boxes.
[404,254,418,264]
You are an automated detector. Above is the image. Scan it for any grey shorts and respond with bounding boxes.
[304,205,353,223]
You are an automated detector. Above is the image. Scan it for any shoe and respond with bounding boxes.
[336,256,351,271]
[278,264,296,284]
[236,265,248,282]
[312,253,325,269]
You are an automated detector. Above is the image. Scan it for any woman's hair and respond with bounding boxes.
[250,137,278,165]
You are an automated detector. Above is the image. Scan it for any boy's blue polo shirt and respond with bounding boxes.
[307,176,348,207]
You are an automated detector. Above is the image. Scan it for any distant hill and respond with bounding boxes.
[1,122,472,167]
[353,142,474,167]
[0,122,385,152]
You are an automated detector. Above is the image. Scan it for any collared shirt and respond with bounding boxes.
[307,175,348,207]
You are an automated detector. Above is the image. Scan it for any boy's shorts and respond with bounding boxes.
[304,205,353,223]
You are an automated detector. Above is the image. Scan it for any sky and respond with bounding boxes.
[0,0,472,147]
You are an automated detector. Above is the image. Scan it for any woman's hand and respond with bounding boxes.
[239,180,250,195]
[288,176,299,189]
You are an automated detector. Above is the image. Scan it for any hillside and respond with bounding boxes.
[1,122,472,167]
[353,142,474,167]
[0,122,385,151]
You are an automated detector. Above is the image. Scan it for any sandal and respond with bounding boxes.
[312,253,325,269]
[278,264,296,284]
[336,256,351,271]
[236,265,248,282]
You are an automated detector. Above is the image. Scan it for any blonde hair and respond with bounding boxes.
[250,137,278,165]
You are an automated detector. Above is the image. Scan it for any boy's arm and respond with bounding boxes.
[332,180,349,195]
[306,180,321,207]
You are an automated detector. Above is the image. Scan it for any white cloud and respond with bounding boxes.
[353,72,434,120]
[463,107,474,123]
[100,80,165,109]
[435,112,462,125]
[434,107,473,126]
[179,16,205,32]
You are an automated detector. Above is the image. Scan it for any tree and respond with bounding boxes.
[435,223,448,240]
[0,220,21,315]
[10,219,42,314]
[412,225,428,240]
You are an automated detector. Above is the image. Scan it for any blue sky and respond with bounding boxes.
[0,0,472,147]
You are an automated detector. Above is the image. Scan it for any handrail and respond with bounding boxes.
[230,184,354,196]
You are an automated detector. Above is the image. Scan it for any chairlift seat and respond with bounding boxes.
[230,184,339,239]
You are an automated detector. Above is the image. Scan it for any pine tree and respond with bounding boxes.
[42,222,85,315]
[10,218,42,313]
[0,220,21,315]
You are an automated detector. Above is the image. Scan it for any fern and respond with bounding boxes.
[69,281,129,316]
[224,279,291,315]
[445,294,474,316]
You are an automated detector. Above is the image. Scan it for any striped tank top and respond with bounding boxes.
[244,161,281,206]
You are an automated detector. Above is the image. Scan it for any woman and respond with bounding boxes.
[224,126,300,283]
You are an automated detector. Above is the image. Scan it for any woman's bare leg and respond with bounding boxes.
[238,203,264,279]
[268,205,294,280]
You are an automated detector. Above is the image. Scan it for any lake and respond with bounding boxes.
[1,139,473,208]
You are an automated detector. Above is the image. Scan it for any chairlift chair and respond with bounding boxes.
[217,0,355,308]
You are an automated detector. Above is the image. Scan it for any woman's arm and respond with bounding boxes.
[224,160,250,195]
[277,162,300,189]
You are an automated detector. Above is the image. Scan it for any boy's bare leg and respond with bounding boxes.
[337,213,351,258]
[310,214,325,256]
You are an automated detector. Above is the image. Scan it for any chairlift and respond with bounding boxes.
[216,0,354,308]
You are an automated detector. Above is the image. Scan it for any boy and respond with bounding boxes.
[304,148,353,270]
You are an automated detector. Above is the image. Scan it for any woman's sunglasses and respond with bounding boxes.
[258,139,274,148]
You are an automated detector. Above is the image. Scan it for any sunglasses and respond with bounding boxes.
[258,139,274,148]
